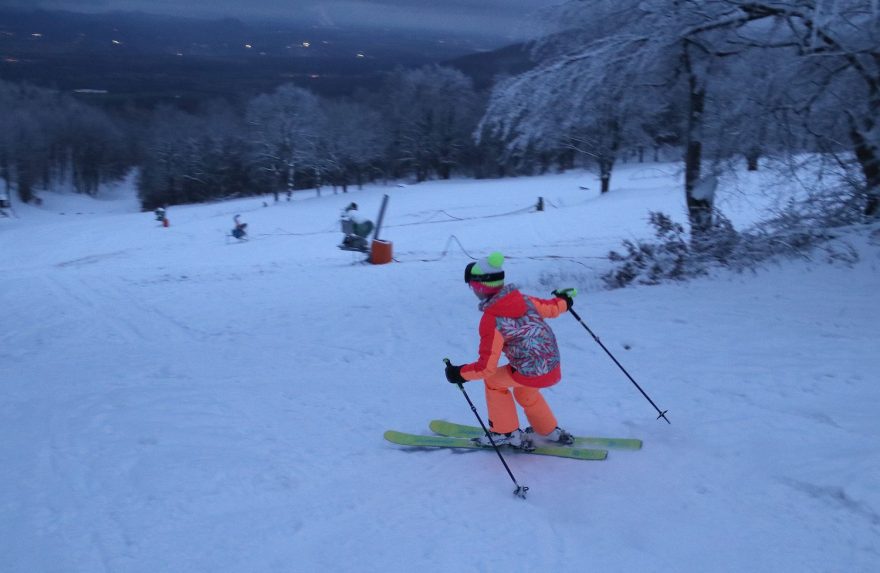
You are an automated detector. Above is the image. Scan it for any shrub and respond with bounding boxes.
[602,198,864,289]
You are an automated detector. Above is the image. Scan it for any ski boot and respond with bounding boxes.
[525,426,574,446]
[471,429,535,451]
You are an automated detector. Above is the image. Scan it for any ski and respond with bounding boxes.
[429,420,642,450]
[384,430,607,461]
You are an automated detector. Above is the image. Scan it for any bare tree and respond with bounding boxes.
[246,84,323,201]
[379,66,479,182]
[0,80,133,203]
[730,0,880,216]
[481,31,665,193]
[319,100,387,192]
[480,1,825,235]
[137,104,254,208]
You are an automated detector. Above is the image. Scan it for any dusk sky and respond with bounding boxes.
[4,0,565,37]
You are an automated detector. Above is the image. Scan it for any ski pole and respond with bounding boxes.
[444,358,529,499]
[566,308,671,424]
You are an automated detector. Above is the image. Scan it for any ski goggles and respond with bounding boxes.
[464,262,504,284]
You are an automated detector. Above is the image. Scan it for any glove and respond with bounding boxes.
[552,288,578,311]
[445,362,467,384]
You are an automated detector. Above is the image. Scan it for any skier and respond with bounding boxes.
[444,252,578,450]
[155,206,169,227]
[232,214,248,240]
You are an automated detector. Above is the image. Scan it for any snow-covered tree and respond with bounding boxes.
[138,104,255,209]
[379,66,479,182]
[0,81,132,203]
[246,84,323,201]
[62,104,131,195]
[704,46,796,171]
[480,1,800,235]
[729,0,880,217]
[318,99,387,192]
[138,106,203,208]
[481,1,662,192]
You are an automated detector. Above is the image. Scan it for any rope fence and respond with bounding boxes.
[240,196,609,270]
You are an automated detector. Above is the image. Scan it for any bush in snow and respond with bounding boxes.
[603,193,867,289]
[602,212,696,288]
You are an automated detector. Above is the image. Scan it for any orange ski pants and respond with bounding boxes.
[484,365,558,435]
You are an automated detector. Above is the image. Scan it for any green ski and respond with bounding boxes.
[384,430,607,461]
[429,420,642,450]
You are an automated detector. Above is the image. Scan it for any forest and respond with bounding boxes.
[2,1,877,237]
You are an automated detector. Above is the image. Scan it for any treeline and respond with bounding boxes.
[0,62,656,212]
[2,65,539,210]
[0,81,134,203]
[481,0,880,230]
[138,66,489,210]
[2,1,878,227]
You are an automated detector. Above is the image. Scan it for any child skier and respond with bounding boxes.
[444,252,577,450]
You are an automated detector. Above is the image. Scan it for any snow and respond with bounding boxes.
[1,162,878,572]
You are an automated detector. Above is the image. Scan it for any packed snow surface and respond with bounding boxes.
[2,164,878,572]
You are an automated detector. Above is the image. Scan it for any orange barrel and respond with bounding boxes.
[370,239,393,264]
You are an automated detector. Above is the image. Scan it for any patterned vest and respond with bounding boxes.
[495,297,560,377]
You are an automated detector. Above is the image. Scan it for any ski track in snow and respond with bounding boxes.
[1,166,879,572]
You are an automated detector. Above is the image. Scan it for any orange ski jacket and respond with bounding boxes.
[460,284,568,388]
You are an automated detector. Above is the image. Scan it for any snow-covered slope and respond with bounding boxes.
[1,164,878,572]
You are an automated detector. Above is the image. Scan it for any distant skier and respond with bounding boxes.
[232,214,248,240]
[444,252,578,450]
[155,206,169,227]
